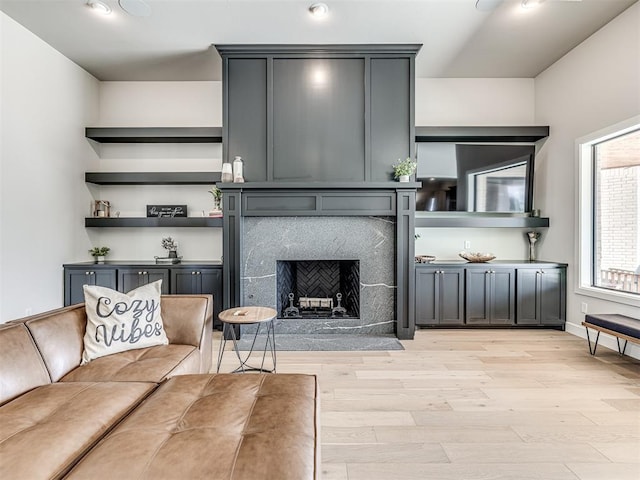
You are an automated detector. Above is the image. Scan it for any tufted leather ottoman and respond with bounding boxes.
[65,373,320,479]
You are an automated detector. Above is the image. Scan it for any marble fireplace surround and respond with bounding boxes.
[219,182,418,339]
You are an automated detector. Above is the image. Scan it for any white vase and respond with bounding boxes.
[95,256,105,263]
[398,175,410,182]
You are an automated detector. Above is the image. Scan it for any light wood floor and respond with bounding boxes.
[214,329,640,480]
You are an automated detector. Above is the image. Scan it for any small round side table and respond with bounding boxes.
[216,306,277,373]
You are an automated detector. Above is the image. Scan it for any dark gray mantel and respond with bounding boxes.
[219,183,417,339]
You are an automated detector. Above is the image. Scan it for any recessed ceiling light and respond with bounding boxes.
[521,0,545,9]
[87,0,112,15]
[309,3,329,19]
[119,0,151,17]
[475,0,503,12]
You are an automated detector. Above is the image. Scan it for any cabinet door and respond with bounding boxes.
[539,268,565,326]
[516,269,540,325]
[64,268,116,306]
[490,269,515,325]
[118,268,169,294]
[517,268,565,326]
[465,269,491,325]
[415,269,438,326]
[171,269,198,294]
[439,269,465,325]
[171,268,223,329]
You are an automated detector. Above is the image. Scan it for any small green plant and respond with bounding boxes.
[89,246,110,257]
[209,185,222,202]
[161,237,178,251]
[392,157,417,178]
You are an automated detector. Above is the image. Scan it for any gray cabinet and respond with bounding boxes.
[64,264,222,323]
[118,268,170,294]
[64,267,116,306]
[171,267,223,329]
[415,262,566,329]
[415,268,464,326]
[466,268,515,325]
[516,268,566,327]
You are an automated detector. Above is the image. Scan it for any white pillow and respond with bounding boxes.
[81,280,168,364]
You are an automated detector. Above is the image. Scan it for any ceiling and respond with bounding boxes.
[0,0,636,81]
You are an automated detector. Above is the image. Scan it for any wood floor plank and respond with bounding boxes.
[345,463,580,480]
[567,463,640,480]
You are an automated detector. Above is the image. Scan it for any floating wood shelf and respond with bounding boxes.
[85,127,222,143]
[85,217,223,228]
[415,215,550,228]
[85,172,222,185]
[415,126,549,143]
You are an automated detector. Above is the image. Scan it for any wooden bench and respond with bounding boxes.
[582,314,640,356]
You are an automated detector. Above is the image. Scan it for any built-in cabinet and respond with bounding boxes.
[516,267,566,327]
[415,267,464,325]
[415,261,566,328]
[64,263,223,329]
[465,267,515,325]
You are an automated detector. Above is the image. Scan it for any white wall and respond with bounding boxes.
[415,78,535,126]
[0,12,99,322]
[535,3,640,358]
[414,78,539,260]
[92,81,223,261]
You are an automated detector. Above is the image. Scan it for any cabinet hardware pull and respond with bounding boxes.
[192,271,195,275]
[85,272,90,275]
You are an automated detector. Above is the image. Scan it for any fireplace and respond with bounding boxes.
[219,184,417,339]
[277,260,360,319]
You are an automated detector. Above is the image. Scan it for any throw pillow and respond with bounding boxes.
[81,280,168,364]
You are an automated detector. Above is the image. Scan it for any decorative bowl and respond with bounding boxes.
[459,251,496,263]
[415,255,436,264]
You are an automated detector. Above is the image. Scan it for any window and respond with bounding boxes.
[578,116,640,305]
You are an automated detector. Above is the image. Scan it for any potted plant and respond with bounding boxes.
[161,237,178,258]
[89,246,110,263]
[208,185,223,217]
[392,157,417,182]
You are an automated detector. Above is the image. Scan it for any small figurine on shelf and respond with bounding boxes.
[208,185,223,217]
[89,246,110,263]
[93,200,111,217]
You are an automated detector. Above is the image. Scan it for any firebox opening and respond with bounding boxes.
[277,260,360,319]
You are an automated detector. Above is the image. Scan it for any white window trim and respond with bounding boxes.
[576,115,640,308]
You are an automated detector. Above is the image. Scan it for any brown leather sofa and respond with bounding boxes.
[0,295,319,479]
